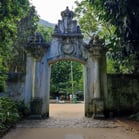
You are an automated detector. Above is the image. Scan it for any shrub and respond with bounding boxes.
[129,112,139,121]
[0,97,29,132]
[15,100,29,118]
[0,75,7,92]
[0,97,20,126]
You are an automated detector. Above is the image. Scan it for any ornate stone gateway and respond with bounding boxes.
[25,7,108,118]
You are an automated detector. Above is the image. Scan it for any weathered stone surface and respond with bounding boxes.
[16,117,119,128]
[5,73,139,117]
[23,7,107,118]
[107,74,139,116]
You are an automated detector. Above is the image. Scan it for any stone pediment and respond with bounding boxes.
[47,7,87,63]
[52,7,83,38]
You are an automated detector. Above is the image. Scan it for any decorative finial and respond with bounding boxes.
[89,34,105,47]
[26,32,49,60]
[61,6,74,19]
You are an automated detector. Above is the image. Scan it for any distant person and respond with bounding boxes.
[66,95,69,101]
[60,96,62,101]
[56,96,59,103]
[69,94,72,103]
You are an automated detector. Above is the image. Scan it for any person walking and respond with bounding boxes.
[69,94,72,103]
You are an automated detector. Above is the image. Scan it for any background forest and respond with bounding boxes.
[0,0,139,133]
[0,0,139,96]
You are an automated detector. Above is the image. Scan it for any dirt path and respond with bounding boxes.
[50,103,84,118]
[2,104,139,139]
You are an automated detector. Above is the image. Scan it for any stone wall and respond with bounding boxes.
[0,73,25,101]
[5,81,25,101]
[1,73,139,117]
[107,74,139,116]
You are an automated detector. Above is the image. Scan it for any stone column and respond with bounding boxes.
[84,57,94,117]
[39,55,50,118]
[89,46,107,119]
[24,53,35,108]
[90,47,106,99]
[34,61,41,98]
[93,55,101,98]
[32,59,36,98]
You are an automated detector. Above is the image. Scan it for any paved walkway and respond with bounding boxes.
[2,104,139,139]
[15,117,118,128]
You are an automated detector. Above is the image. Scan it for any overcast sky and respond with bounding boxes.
[29,0,78,24]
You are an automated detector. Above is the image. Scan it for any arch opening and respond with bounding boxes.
[49,60,85,118]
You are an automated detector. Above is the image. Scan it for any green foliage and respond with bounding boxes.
[0,0,33,88]
[14,101,29,119]
[0,76,6,92]
[0,59,8,92]
[50,61,83,94]
[129,112,139,121]
[106,58,116,73]
[89,0,139,72]
[74,0,139,73]
[0,0,30,52]
[37,24,54,43]
[74,0,124,73]
[0,97,29,132]
[75,0,99,39]
[75,0,115,40]
[7,5,39,72]
[0,97,19,126]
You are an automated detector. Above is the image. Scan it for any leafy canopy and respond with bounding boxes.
[0,0,37,91]
[50,60,83,94]
[89,0,139,72]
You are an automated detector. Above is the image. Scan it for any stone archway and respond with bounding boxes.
[24,7,108,118]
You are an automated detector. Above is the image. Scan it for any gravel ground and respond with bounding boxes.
[2,104,139,139]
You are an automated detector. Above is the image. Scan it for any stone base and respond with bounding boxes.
[42,112,49,119]
[93,113,105,119]
[92,98,105,119]
[85,112,93,117]
[28,112,49,120]
[28,114,42,119]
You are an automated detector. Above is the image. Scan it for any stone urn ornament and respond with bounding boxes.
[26,32,49,60]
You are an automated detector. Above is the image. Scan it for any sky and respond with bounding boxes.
[29,0,78,24]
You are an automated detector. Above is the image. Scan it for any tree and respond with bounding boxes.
[50,61,83,95]
[7,6,39,72]
[37,24,53,43]
[74,0,99,39]
[74,0,123,73]
[89,0,139,72]
[0,0,30,58]
[74,0,115,40]
[0,59,7,92]
[0,0,31,91]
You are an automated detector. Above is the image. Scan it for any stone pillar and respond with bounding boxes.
[84,64,90,117]
[39,55,50,118]
[34,61,41,98]
[94,56,101,98]
[84,58,94,117]
[91,46,107,118]
[24,53,35,108]
[32,59,36,98]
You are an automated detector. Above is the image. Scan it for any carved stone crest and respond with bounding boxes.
[61,37,74,54]
[51,7,86,59]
